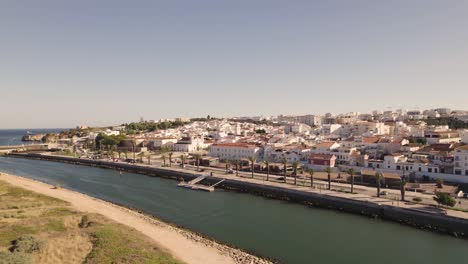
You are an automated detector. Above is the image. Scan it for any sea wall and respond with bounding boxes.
[6,153,468,239]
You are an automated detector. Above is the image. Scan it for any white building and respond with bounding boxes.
[173,136,206,153]
[209,143,261,160]
[454,145,468,176]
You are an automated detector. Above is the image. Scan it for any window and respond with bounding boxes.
[428,168,432,173]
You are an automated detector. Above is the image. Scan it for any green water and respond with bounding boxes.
[0,157,467,264]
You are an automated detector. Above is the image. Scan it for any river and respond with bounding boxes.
[0,157,467,264]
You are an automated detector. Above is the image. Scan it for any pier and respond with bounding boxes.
[177,176,226,192]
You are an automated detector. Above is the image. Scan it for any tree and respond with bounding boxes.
[117,150,122,159]
[193,153,201,171]
[147,154,151,165]
[131,141,137,161]
[292,161,299,185]
[263,160,270,181]
[137,152,144,163]
[348,168,355,193]
[168,152,173,167]
[308,169,315,188]
[248,157,256,178]
[234,160,239,176]
[281,157,288,183]
[324,167,333,190]
[436,178,444,188]
[433,192,456,207]
[400,177,407,201]
[123,150,128,160]
[161,154,167,167]
[180,154,186,168]
[375,172,382,197]
[225,160,232,173]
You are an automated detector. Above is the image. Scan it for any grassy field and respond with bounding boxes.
[0,180,183,264]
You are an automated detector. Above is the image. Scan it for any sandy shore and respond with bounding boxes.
[0,172,271,264]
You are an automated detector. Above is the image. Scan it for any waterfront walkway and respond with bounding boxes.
[28,153,468,220]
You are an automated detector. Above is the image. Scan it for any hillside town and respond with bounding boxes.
[14,108,468,195]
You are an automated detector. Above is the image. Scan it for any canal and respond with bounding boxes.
[1,157,467,264]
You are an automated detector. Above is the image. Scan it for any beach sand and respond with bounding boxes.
[0,172,269,264]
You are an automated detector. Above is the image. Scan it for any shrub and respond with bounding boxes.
[433,192,456,207]
[9,236,43,254]
[412,197,422,202]
[0,251,31,264]
[79,215,90,228]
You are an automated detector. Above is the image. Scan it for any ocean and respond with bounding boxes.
[0,128,66,146]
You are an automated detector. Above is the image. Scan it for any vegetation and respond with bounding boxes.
[95,133,127,149]
[433,192,456,207]
[324,167,332,190]
[292,162,299,185]
[413,197,422,202]
[436,178,444,188]
[348,168,355,193]
[0,180,183,264]
[308,169,315,188]
[263,160,270,181]
[123,120,188,133]
[375,172,382,197]
[422,117,468,129]
[255,129,266,134]
[248,157,256,178]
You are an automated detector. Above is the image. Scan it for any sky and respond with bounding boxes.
[1,0,467,128]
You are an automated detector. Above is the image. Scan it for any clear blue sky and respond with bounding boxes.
[1,0,467,128]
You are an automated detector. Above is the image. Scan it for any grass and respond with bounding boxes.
[85,224,181,264]
[0,180,184,263]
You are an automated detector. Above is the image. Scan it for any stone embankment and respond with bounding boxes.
[7,153,468,240]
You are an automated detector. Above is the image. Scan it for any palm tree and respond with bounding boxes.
[225,160,232,173]
[161,154,167,167]
[137,152,144,163]
[248,157,256,178]
[234,160,239,176]
[292,161,299,185]
[281,157,288,183]
[180,154,186,168]
[400,177,407,201]
[348,168,355,193]
[193,154,201,171]
[308,169,315,188]
[168,152,173,167]
[263,160,270,181]
[375,172,382,197]
[147,154,151,165]
[123,150,128,160]
[131,141,136,161]
[117,150,122,159]
[324,167,332,190]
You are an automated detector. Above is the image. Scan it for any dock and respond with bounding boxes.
[177,176,225,192]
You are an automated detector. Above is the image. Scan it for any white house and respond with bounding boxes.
[209,143,260,160]
[454,145,468,176]
[173,136,206,153]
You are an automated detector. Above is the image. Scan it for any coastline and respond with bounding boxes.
[0,172,272,264]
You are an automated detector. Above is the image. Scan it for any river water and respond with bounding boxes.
[0,157,467,264]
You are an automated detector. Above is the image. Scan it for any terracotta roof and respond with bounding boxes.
[314,142,338,148]
[456,145,468,151]
[212,143,258,149]
[362,136,381,144]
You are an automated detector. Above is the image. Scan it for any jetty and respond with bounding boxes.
[177,176,225,192]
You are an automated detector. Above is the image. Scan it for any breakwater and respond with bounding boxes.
[7,153,468,239]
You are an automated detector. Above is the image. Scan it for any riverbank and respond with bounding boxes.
[0,172,272,264]
[7,153,468,240]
